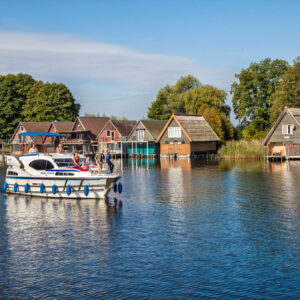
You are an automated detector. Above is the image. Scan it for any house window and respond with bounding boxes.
[168,127,181,138]
[111,131,115,141]
[18,136,22,144]
[20,126,24,131]
[137,130,144,141]
[282,124,294,135]
[106,130,110,137]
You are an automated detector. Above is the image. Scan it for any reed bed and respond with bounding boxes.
[218,139,266,159]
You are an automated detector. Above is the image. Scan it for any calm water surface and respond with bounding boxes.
[0,159,300,299]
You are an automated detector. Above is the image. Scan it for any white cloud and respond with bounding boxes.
[0,30,236,119]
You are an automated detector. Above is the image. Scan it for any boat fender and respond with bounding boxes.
[3,182,8,192]
[14,183,18,193]
[40,184,45,194]
[84,185,89,197]
[66,184,71,196]
[24,183,30,193]
[52,185,57,195]
[114,184,117,193]
[118,182,123,194]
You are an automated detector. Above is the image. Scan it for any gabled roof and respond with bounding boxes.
[9,121,51,145]
[111,120,137,137]
[52,121,74,133]
[262,107,300,145]
[140,120,168,140]
[73,117,110,137]
[156,114,220,142]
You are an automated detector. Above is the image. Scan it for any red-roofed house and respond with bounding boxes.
[43,121,74,152]
[97,120,137,156]
[9,121,51,154]
[61,116,109,154]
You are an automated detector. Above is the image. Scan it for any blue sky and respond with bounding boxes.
[0,0,299,121]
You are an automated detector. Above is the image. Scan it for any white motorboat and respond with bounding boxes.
[3,131,122,199]
[3,153,122,199]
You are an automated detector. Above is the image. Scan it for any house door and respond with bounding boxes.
[174,141,178,154]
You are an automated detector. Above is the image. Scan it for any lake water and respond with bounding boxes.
[0,159,300,299]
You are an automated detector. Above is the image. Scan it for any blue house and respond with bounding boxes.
[126,120,167,157]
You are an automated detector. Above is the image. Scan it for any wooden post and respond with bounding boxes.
[136,142,137,158]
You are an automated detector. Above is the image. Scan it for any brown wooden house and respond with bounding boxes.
[97,120,137,156]
[263,107,300,159]
[9,121,51,154]
[156,114,220,157]
[61,116,109,154]
[43,121,74,153]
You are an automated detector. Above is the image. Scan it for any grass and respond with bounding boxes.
[218,139,266,159]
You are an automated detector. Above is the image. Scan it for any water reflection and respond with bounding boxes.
[1,160,300,298]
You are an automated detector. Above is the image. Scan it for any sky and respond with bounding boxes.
[0,0,299,122]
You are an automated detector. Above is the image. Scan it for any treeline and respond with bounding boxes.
[147,57,300,141]
[0,74,80,139]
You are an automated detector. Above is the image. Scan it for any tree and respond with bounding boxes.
[270,58,300,123]
[0,73,35,138]
[22,81,80,122]
[231,58,289,136]
[198,104,234,141]
[84,113,100,117]
[147,75,234,141]
[147,75,201,119]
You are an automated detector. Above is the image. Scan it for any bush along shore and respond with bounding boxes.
[218,140,266,159]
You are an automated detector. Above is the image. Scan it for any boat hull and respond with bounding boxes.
[4,175,120,199]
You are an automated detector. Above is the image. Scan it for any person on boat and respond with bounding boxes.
[73,151,81,168]
[105,148,114,173]
[29,143,38,154]
[84,156,91,170]
[56,143,63,153]
[95,150,104,175]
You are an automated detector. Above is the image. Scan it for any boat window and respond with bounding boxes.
[54,158,74,167]
[29,159,55,170]
[55,172,74,176]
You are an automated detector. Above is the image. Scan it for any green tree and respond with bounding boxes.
[198,104,234,141]
[184,85,230,117]
[23,81,80,122]
[231,58,289,136]
[84,113,100,117]
[0,73,35,138]
[270,58,300,123]
[147,75,234,140]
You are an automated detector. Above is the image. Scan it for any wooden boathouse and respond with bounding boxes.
[126,120,167,157]
[263,107,300,160]
[97,119,137,157]
[156,114,220,157]
[9,121,51,154]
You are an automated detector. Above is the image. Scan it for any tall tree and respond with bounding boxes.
[0,73,35,138]
[147,75,233,141]
[22,81,80,122]
[231,58,289,136]
[270,58,300,123]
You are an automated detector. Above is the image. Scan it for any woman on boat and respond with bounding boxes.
[95,150,104,175]
[73,152,81,168]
